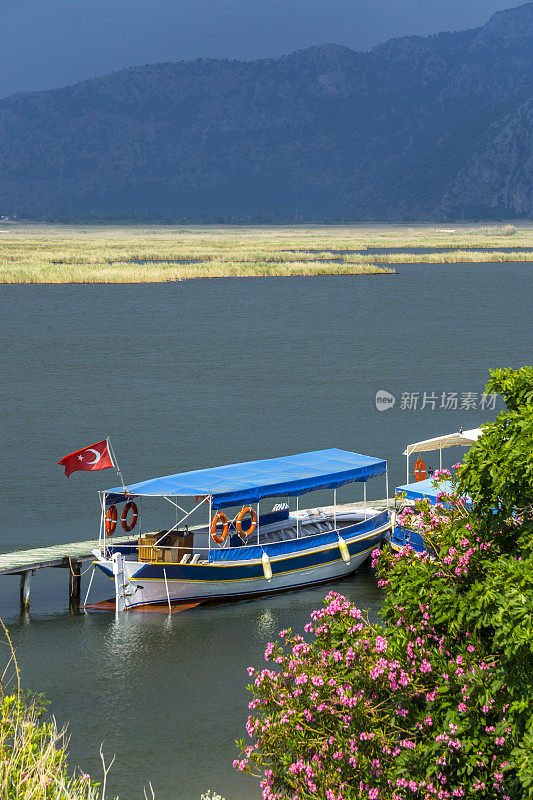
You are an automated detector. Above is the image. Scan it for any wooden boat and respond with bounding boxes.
[391,478,446,553]
[391,429,481,553]
[92,448,392,611]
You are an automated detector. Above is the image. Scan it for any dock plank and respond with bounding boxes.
[0,535,135,575]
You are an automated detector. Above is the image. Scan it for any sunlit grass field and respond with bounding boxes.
[0,222,531,283]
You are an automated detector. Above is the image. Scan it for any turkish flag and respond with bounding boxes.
[57,440,114,478]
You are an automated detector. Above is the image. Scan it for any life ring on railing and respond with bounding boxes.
[414,458,427,482]
[211,512,229,544]
[236,506,257,538]
[105,505,117,536]
[121,501,138,532]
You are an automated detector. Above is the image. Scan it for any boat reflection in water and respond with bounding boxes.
[93,448,392,611]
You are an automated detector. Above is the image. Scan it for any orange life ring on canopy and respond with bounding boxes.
[121,501,138,532]
[414,458,427,482]
[105,505,117,535]
[236,506,257,538]
[211,512,229,544]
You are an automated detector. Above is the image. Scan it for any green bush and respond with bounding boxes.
[0,621,116,800]
[236,367,533,800]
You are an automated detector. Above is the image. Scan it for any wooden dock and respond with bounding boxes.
[0,534,135,610]
[0,498,394,611]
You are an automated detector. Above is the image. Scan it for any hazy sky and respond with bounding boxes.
[1,0,525,99]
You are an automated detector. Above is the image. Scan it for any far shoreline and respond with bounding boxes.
[1,222,531,284]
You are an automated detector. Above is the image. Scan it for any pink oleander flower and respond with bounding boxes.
[264,642,275,660]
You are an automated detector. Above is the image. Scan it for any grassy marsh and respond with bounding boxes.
[0,222,531,283]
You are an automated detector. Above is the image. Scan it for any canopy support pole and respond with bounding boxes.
[406,453,409,484]
[257,502,260,545]
[296,496,299,538]
[334,489,337,531]
[208,497,212,555]
[99,492,106,555]
[439,446,442,470]
[363,483,367,520]
[385,469,389,510]
[154,496,210,547]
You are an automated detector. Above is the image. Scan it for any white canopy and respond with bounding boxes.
[403,428,483,457]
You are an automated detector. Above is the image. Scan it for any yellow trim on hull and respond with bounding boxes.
[133,544,377,584]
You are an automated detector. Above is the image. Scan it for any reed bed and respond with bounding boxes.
[1,260,395,284]
[0,619,119,800]
[0,223,531,283]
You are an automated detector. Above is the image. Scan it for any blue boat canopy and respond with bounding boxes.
[395,478,448,504]
[105,448,387,509]
[396,478,471,506]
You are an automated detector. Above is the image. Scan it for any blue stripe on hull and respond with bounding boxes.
[130,529,384,582]
[391,526,426,554]
[96,530,385,582]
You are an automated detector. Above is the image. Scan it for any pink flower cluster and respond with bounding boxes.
[235,463,519,800]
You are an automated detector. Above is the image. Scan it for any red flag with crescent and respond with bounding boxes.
[57,440,114,478]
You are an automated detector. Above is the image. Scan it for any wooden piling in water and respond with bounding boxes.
[19,570,33,611]
[68,560,81,607]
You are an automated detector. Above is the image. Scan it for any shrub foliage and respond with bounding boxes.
[236,367,533,800]
[0,621,113,800]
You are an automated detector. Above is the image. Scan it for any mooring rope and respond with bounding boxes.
[68,555,95,578]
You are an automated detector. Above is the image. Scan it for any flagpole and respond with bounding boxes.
[107,438,127,492]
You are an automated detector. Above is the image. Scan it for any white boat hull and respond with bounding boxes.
[96,516,390,609]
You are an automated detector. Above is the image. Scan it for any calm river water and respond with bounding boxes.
[0,262,532,799]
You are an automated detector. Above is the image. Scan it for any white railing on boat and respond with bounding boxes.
[104,512,390,565]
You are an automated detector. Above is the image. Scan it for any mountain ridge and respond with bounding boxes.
[0,2,531,221]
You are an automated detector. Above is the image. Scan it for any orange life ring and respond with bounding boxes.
[211,512,229,544]
[105,505,117,535]
[236,506,257,538]
[121,501,138,532]
[414,458,427,482]
[195,495,207,503]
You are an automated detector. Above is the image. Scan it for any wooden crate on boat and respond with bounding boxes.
[163,533,194,563]
[138,533,194,563]
[138,535,157,562]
